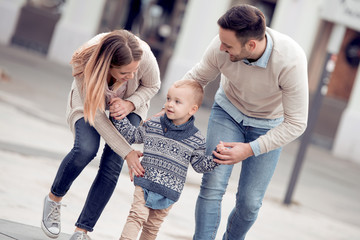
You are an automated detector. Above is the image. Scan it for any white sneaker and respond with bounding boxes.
[69,231,92,240]
[41,196,63,238]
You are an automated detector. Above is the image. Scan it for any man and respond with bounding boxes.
[183,4,309,240]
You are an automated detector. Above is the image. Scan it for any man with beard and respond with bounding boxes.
[183,4,309,240]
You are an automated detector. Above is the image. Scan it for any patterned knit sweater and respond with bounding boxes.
[112,115,219,202]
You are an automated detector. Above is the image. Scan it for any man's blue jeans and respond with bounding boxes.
[51,113,140,232]
[193,103,281,240]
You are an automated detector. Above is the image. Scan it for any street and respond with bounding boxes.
[0,43,360,239]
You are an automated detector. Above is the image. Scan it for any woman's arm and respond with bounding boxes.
[93,110,145,178]
[72,78,144,176]
[125,41,161,112]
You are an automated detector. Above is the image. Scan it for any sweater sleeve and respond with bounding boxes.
[111,117,145,145]
[125,41,161,111]
[190,137,219,173]
[93,111,135,158]
[256,49,309,154]
[73,78,135,159]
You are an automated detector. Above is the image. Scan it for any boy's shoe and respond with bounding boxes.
[69,231,92,240]
[41,196,62,238]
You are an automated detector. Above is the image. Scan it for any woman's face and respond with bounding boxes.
[109,61,140,83]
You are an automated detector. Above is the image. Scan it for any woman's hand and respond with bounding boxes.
[110,98,135,120]
[125,150,145,181]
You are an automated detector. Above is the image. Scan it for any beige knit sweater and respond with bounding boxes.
[66,33,161,158]
[184,28,309,154]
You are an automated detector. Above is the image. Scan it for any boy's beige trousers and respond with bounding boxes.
[120,185,173,240]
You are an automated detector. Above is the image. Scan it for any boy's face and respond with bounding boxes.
[165,85,198,125]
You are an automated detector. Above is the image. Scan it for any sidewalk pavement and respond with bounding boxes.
[0,43,360,240]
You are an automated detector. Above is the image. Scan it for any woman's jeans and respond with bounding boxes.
[51,113,141,232]
[193,104,281,240]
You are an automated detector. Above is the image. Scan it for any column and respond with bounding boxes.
[161,0,231,98]
[47,0,106,65]
[333,67,360,163]
[0,0,26,44]
[271,0,323,57]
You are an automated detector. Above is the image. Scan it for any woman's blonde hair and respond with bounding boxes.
[70,30,143,125]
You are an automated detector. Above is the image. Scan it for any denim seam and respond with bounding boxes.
[211,200,222,240]
[225,209,236,240]
[51,121,80,197]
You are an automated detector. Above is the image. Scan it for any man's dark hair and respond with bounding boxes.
[217,4,266,45]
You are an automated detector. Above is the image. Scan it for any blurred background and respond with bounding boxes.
[0,0,359,239]
[1,0,359,159]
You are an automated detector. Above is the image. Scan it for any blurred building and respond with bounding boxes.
[0,0,359,163]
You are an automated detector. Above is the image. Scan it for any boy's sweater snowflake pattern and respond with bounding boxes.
[112,115,218,202]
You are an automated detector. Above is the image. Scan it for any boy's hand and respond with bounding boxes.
[125,150,144,181]
[110,97,135,120]
[216,141,226,152]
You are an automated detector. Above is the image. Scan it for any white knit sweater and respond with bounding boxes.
[66,33,161,158]
[184,28,309,154]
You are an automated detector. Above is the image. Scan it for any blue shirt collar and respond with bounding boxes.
[242,32,273,68]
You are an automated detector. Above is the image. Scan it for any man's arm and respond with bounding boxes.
[255,50,309,155]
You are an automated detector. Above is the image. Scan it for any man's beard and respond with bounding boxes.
[229,54,241,62]
[228,50,253,62]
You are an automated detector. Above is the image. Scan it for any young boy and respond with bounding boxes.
[112,79,222,240]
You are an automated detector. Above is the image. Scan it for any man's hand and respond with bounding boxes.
[213,142,254,165]
[125,150,144,181]
[109,98,135,120]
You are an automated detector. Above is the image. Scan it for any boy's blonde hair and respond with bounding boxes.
[173,79,204,107]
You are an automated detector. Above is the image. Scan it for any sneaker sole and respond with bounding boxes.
[41,220,60,239]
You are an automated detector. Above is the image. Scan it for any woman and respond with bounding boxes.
[41,30,161,240]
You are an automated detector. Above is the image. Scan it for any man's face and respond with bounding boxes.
[218,28,251,62]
